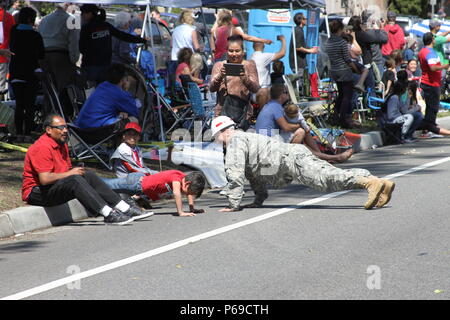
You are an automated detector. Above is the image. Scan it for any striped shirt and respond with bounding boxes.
[325,34,353,82]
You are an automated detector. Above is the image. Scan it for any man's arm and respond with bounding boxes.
[38,168,85,186]
[233,27,272,45]
[192,29,200,52]
[109,23,146,44]
[272,35,286,61]
[430,63,449,72]
[172,181,195,216]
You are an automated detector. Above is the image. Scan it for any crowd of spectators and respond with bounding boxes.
[1,3,449,168]
[325,11,450,142]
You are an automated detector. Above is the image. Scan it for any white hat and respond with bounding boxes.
[211,116,235,137]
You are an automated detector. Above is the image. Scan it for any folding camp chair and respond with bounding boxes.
[68,122,122,170]
[36,69,127,170]
[185,82,215,138]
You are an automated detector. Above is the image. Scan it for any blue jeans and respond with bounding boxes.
[101,172,145,195]
[407,111,424,138]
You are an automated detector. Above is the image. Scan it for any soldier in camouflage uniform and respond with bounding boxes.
[211,116,395,212]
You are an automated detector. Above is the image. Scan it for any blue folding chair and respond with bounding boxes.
[186,82,215,135]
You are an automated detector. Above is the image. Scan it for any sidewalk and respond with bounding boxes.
[0,118,444,239]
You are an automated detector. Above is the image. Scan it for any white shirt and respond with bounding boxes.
[250,51,275,88]
[171,24,195,61]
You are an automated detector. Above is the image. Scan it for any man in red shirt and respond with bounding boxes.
[0,1,15,94]
[418,32,450,136]
[23,114,147,225]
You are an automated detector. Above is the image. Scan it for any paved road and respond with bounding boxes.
[1,137,450,302]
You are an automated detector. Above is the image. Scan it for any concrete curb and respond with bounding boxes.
[0,199,90,238]
[0,130,386,239]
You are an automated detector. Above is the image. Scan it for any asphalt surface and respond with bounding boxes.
[1,136,450,301]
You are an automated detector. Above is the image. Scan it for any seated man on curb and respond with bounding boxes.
[74,63,141,130]
[22,114,152,225]
[102,170,206,217]
[212,116,395,212]
[255,84,353,163]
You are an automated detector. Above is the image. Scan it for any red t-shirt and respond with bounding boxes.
[175,62,189,83]
[22,134,72,201]
[141,170,186,201]
[0,9,16,64]
[418,46,442,87]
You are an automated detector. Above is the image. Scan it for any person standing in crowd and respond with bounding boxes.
[289,12,318,94]
[250,34,286,88]
[365,15,388,78]
[9,7,44,143]
[348,15,385,94]
[418,32,450,137]
[170,10,200,73]
[210,34,260,130]
[428,20,450,81]
[0,0,15,97]
[403,38,417,62]
[381,11,405,61]
[38,2,79,96]
[79,4,146,84]
[111,11,135,65]
[325,20,360,129]
[7,0,20,15]
[151,8,168,28]
[210,9,271,63]
[211,116,395,212]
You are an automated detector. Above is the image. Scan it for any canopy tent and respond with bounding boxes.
[410,19,450,37]
[29,0,201,7]
[200,0,325,9]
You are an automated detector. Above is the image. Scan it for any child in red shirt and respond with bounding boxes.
[141,170,206,217]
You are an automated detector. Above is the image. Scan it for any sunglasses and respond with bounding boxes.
[49,125,68,130]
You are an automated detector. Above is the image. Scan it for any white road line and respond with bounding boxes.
[2,156,450,300]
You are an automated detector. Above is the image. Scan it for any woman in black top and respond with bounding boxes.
[79,4,146,83]
[348,16,386,94]
[325,20,360,128]
[9,7,44,142]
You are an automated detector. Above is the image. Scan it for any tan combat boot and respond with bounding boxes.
[375,179,395,208]
[356,176,385,210]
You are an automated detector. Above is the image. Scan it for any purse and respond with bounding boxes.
[220,74,250,130]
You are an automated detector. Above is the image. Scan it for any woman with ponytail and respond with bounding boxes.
[79,4,147,84]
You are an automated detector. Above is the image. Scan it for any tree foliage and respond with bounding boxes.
[387,0,430,18]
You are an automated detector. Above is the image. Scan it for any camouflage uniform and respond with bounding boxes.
[222,131,371,209]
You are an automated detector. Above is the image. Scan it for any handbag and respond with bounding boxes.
[220,74,250,130]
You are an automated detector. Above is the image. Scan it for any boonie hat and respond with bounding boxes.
[124,122,142,134]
